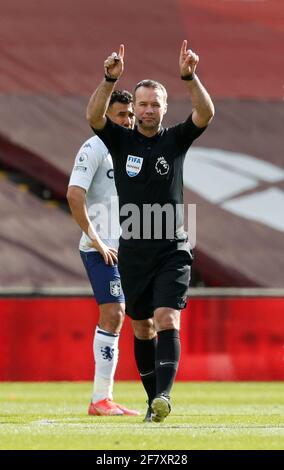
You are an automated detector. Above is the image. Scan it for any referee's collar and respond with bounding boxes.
[134,126,164,143]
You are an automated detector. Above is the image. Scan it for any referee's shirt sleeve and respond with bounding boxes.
[91,117,124,158]
[173,113,207,154]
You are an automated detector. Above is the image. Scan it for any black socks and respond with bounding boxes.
[155,329,180,397]
[134,336,157,404]
[134,329,181,403]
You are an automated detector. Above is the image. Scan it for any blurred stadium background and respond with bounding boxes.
[0,0,284,383]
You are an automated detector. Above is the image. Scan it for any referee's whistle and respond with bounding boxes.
[112,53,120,62]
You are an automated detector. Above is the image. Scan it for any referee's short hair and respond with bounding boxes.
[109,90,133,106]
[133,79,167,103]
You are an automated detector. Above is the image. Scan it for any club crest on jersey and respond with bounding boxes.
[126,155,143,177]
[155,157,169,175]
[110,280,122,297]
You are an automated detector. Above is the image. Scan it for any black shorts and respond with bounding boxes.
[117,238,193,320]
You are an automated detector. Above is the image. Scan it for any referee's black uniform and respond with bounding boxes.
[93,114,206,320]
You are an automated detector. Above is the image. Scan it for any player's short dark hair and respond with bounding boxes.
[133,79,167,102]
[109,90,133,107]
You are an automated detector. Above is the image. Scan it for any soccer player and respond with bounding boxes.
[67,90,139,416]
[86,41,214,422]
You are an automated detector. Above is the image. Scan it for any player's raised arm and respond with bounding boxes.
[86,44,124,130]
[179,39,214,128]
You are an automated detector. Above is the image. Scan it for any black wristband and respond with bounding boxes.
[104,74,118,82]
[181,73,195,81]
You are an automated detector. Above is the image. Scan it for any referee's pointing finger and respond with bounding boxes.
[180,39,187,58]
[118,44,124,59]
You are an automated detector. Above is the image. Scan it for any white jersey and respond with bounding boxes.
[68,136,120,252]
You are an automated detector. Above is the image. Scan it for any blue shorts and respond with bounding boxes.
[80,251,125,305]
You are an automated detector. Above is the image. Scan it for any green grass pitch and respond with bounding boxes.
[0,382,283,450]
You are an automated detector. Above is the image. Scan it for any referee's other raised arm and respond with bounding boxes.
[179,40,214,128]
[86,44,125,130]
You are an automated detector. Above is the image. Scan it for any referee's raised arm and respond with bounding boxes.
[179,39,215,128]
[86,44,125,130]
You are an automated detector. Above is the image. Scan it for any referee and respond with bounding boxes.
[86,41,214,423]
